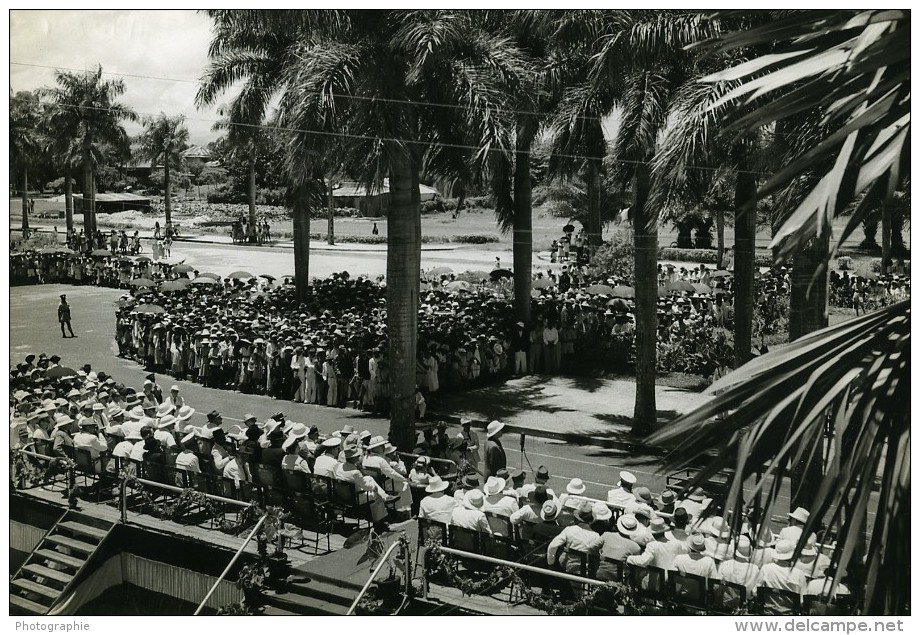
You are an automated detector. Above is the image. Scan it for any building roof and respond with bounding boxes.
[181,145,213,160]
[332,178,440,198]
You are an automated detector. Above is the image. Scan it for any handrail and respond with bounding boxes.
[345,539,403,615]
[193,513,267,616]
[131,476,251,508]
[436,545,612,587]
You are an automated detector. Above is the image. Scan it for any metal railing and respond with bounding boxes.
[345,536,410,616]
[193,513,268,615]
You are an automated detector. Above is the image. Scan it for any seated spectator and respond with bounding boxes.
[312,437,341,477]
[589,501,613,534]
[673,533,718,579]
[805,566,851,603]
[607,471,637,508]
[409,455,434,488]
[758,540,809,614]
[595,513,642,580]
[627,516,684,570]
[482,476,518,516]
[510,484,549,528]
[449,489,492,533]
[794,533,831,580]
[282,434,312,474]
[530,500,565,543]
[363,435,411,513]
[334,446,392,531]
[418,475,458,524]
[175,431,201,473]
[547,502,602,576]
[677,488,710,521]
[780,507,810,543]
[715,535,761,597]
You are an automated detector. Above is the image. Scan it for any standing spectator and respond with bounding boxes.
[58,294,76,338]
[483,420,507,479]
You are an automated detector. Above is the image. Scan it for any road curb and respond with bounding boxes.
[426,411,669,457]
[171,236,459,252]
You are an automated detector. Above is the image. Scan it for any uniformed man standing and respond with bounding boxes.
[58,294,76,338]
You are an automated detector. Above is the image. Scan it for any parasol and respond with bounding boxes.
[489,268,513,280]
[666,280,695,293]
[133,304,165,314]
[91,249,113,257]
[691,283,712,294]
[172,263,195,273]
[190,277,220,285]
[446,280,472,292]
[612,285,635,298]
[532,278,556,289]
[710,270,732,278]
[135,255,151,262]
[228,270,254,279]
[428,267,454,276]
[160,281,187,292]
[259,274,276,281]
[45,366,78,379]
[129,278,156,287]
[198,272,222,280]
[585,284,615,296]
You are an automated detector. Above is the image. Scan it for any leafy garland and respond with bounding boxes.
[11,451,75,490]
[424,540,637,616]
[121,469,245,531]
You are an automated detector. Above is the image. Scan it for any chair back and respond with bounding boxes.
[803,593,854,616]
[165,465,190,489]
[32,439,54,457]
[564,548,591,577]
[256,464,280,488]
[418,518,449,547]
[448,525,481,553]
[668,571,708,610]
[334,478,359,505]
[482,533,514,561]
[311,474,333,502]
[484,510,512,537]
[757,587,802,615]
[628,563,667,599]
[73,447,96,475]
[282,469,310,494]
[709,579,747,614]
[596,556,626,583]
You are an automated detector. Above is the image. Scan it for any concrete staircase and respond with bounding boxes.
[260,570,363,616]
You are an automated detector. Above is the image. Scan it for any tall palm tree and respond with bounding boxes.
[140,113,189,226]
[40,99,82,232]
[10,91,42,238]
[271,10,525,449]
[649,9,909,614]
[37,66,136,238]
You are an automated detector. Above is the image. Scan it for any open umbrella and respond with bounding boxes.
[115,298,136,309]
[428,266,453,276]
[133,304,165,314]
[710,270,732,278]
[692,283,712,294]
[562,223,575,233]
[190,276,220,285]
[160,280,187,292]
[611,285,635,298]
[130,278,156,287]
[172,263,194,273]
[532,278,556,289]
[585,284,615,296]
[135,255,152,262]
[228,270,254,279]
[134,288,153,296]
[45,366,78,379]
[259,274,276,281]
[38,247,58,254]
[657,286,670,298]
[666,280,695,293]
[198,272,221,280]
[91,249,113,257]
[446,280,472,292]
[56,246,75,254]
[489,268,513,280]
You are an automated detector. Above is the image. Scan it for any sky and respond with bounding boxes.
[9,10,229,145]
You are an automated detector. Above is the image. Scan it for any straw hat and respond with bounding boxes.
[540,500,561,521]
[689,534,707,553]
[483,476,506,496]
[788,507,810,525]
[464,489,485,510]
[617,514,640,537]
[486,420,505,438]
[772,540,795,561]
[619,471,637,485]
[157,414,177,429]
[592,502,612,522]
[156,403,175,418]
[367,435,387,450]
[566,478,586,495]
[425,476,449,493]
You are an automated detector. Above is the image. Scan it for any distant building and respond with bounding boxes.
[70,192,152,214]
[332,178,440,217]
[180,145,213,171]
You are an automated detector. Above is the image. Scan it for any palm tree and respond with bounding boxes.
[10,91,42,238]
[37,66,136,238]
[140,113,189,226]
[649,9,909,614]
[269,10,525,449]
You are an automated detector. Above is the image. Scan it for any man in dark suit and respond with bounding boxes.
[259,426,286,469]
[484,420,507,479]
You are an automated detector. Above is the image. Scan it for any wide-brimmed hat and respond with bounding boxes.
[340,424,356,435]
[414,455,430,467]
[486,420,505,438]
[566,478,586,495]
[103,424,124,438]
[464,489,485,509]
[461,474,480,490]
[649,517,668,535]
[772,539,795,561]
[535,466,550,483]
[287,423,308,439]
[156,403,175,418]
[689,534,707,553]
[634,486,653,505]
[157,414,177,429]
[282,435,300,451]
[206,410,222,422]
[127,429,145,441]
[174,405,195,421]
[449,434,467,451]
[127,406,145,421]
[788,507,810,525]
[734,536,753,562]
[592,502,612,522]
[657,489,677,507]
[52,414,73,429]
[801,533,819,557]
[483,476,506,496]
[687,488,707,502]
[367,435,387,450]
[242,413,258,424]
[540,500,561,521]
[425,476,450,493]
[616,514,640,537]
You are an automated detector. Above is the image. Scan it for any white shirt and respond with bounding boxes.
[482,495,518,517]
[313,453,339,477]
[718,559,762,596]
[176,450,201,473]
[673,552,718,578]
[450,506,492,533]
[73,431,107,460]
[607,487,635,508]
[282,453,312,474]
[129,440,147,461]
[419,493,459,524]
[112,440,134,459]
[154,429,177,449]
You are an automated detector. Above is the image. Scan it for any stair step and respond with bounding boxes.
[67,511,116,531]
[10,594,51,615]
[11,578,62,599]
[260,605,302,616]
[45,534,98,554]
[271,578,356,608]
[58,521,109,541]
[23,563,75,584]
[35,549,86,569]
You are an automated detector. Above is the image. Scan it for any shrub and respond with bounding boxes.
[545,200,576,218]
[590,227,635,283]
[256,188,286,206]
[207,184,246,204]
[465,194,494,209]
[450,234,499,244]
[420,197,445,214]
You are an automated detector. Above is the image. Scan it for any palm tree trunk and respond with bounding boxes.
[716,207,725,268]
[632,161,657,436]
[21,167,30,238]
[164,162,172,226]
[788,231,829,510]
[585,158,603,246]
[291,183,311,301]
[387,152,421,451]
[512,124,533,325]
[83,162,95,238]
[327,179,335,245]
[64,166,74,232]
[880,201,891,274]
[248,157,257,242]
[733,167,757,368]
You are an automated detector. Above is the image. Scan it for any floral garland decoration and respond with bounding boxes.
[11,450,75,490]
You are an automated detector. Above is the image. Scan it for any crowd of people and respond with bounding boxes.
[10,353,853,614]
[9,241,911,389]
